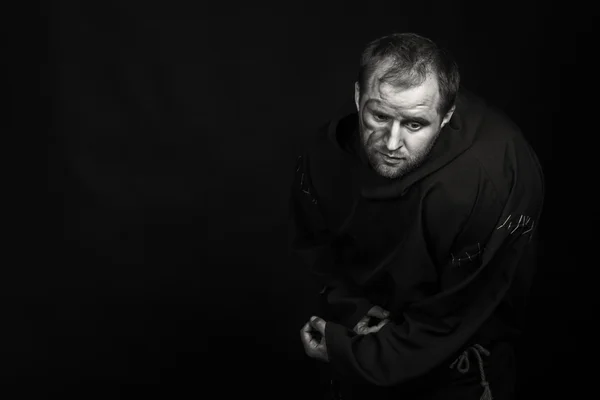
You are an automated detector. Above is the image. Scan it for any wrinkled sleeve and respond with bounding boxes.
[324,166,545,386]
[288,152,373,329]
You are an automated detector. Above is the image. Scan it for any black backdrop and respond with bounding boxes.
[36,0,597,398]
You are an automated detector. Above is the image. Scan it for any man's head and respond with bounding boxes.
[355,33,460,179]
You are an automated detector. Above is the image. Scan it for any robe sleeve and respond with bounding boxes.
[324,163,545,387]
[288,152,373,329]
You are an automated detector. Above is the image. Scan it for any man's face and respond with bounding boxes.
[355,68,454,179]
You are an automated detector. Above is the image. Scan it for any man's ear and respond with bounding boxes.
[441,104,456,128]
[354,82,360,112]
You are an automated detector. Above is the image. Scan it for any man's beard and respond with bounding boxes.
[362,130,441,180]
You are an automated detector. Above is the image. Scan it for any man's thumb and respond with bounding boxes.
[310,316,326,334]
[367,305,390,319]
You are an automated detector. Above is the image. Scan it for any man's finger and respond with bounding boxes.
[373,317,390,331]
[361,318,390,334]
[353,316,369,334]
[367,305,390,319]
[309,316,326,335]
[300,322,319,350]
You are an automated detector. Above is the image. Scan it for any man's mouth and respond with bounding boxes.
[379,152,404,164]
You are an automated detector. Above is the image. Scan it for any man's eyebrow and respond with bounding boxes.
[405,116,431,125]
[368,102,432,124]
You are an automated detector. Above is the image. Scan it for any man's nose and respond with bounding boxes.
[384,120,403,151]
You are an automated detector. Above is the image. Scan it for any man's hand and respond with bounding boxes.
[353,305,390,335]
[300,316,329,362]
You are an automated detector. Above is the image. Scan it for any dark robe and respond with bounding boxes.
[288,89,545,399]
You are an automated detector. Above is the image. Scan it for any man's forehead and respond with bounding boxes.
[367,97,431,111]
[364,84,439,117]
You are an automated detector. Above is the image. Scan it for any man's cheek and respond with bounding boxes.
[359,118,376,134]
[364,121,388,138]
[366,129,385,145]
[362,117,379,131]
[360,109,377,129]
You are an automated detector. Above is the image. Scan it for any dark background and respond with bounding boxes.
[31,0,596,398]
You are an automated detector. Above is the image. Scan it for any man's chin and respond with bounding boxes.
[374,164,406,179]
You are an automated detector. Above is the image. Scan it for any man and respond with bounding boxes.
[289,33,545,399]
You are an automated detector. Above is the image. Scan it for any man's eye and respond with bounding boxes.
[373,113,390,122]
[406,122,422,131]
